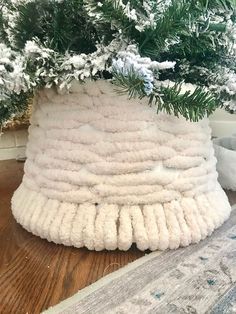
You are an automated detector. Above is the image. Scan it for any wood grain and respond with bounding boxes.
[0,160,144,314]
[0,160,235,314]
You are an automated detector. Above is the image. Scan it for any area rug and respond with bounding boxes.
[44,205,236,314]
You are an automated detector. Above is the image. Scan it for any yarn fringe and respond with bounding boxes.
[12,184,231,251]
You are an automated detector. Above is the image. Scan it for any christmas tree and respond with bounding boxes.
[0,0,235,125]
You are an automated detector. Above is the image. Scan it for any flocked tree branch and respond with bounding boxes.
[0,0,235,125]
[112,66,218,122]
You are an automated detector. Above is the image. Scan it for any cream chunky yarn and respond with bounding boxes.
[213,137,236,191]
[11,80,231,251]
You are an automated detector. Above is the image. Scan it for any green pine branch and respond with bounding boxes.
[11,0,99,53]
[0,0,13,45]
[112,66,147,99]
[0,0,234,123]
[85,0,141,41]
[112,69,218,122]
[139,1,192,57]
[157,85,218,121]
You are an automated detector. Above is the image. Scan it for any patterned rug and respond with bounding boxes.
[44,205,236,314]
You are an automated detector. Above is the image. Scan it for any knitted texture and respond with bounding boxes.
[11,80,231,251]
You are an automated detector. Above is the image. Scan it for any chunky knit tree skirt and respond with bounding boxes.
[11,80,231,251]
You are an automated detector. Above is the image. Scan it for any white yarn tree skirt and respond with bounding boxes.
[11,80,231,251]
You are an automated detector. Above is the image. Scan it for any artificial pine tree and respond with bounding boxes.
[0,0,235,124]
[1,0,235,250]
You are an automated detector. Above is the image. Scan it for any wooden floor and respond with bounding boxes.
[0,160,235,314]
